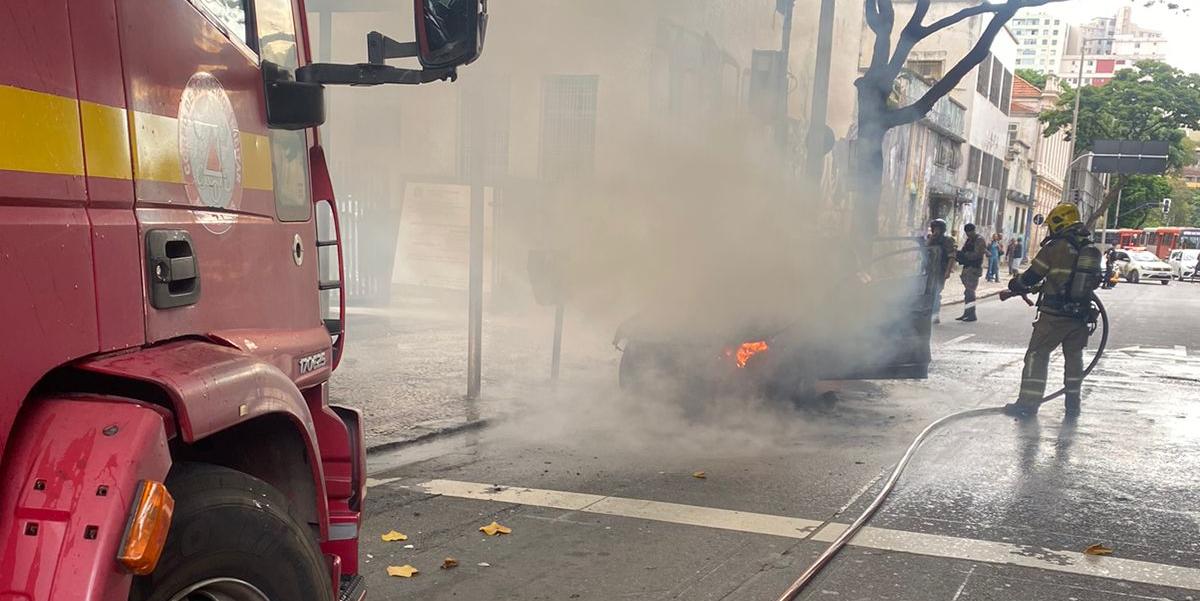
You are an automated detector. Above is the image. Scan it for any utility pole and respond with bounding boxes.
[804,0,837,180]
[466,93,485,400]
[775,0,796,155]
[1063,42,1088,203]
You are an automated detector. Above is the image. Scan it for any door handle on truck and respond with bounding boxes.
[146,230,201,309]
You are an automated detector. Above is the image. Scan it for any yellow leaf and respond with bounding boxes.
[386,565,419,578]
[1084,544,1114,556]
[480,521,513,536]
[692,471,707,479]
[381,530,408,542]
[441,557,459,570]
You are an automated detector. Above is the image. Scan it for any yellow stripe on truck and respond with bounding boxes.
[80,101,133,180]
[0,84,273,191]
[240,131,274,191]
[0,84,85,177]
[129,111,184,184]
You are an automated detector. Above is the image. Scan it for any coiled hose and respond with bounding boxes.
[774,294,1108,601]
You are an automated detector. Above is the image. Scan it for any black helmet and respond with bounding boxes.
[964,223,977,233]
[929,218,947,232]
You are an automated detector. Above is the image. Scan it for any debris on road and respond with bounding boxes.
[386,565,419,578]
[403,544,415,549]
[477,562,491,567]
[381,530,409,542]
[441,557,460,570]
[692,471,707,479]
[1084,544,1114,556]
[480,521,513,536]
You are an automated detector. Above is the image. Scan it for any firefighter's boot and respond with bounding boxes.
[1064,395,1082,418]
[1002,402,1039,418]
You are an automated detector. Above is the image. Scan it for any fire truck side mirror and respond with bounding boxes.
[415,0,488,70]
[263,61,326,130]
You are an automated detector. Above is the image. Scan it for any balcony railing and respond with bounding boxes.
[896,71,966,140]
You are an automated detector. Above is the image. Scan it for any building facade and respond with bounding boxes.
[307,0,870,303]
[1009,12,1069,72]
[1060,6,1167,87]
[1010,75,1072,250]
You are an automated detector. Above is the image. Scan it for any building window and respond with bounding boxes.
[988,56,1003,107]
[968,146,982,184]
[540,75,599,182]
[976,53,992,97]
[910,59,944,80]
[1001,70,1013,116]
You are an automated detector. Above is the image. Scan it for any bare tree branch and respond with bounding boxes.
[886,4,1019,127]
[865,0,896,71]
[921,0,1069,36]
[884,0,931,76]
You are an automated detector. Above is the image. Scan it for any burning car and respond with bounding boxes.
[613,238,942,402]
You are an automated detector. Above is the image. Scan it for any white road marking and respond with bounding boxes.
[365,476,403,488]
[1174,345,1188,357]
[813,522,1200,591]
[414,479,824,538]
[942,334,976,347]
[950,566,976,601]
[400,478,1200,591]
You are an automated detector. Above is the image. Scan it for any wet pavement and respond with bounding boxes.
[353,280,1200,600]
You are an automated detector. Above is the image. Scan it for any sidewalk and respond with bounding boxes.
[940,276,1009,306]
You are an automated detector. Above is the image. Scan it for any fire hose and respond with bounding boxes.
[774,290,1109,601]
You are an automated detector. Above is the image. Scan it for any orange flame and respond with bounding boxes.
[728,341,769,368]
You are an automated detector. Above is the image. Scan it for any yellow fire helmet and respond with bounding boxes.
[1046,203,1081,235]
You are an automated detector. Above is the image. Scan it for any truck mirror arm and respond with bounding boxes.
[296,62,456,86]
[296,32,456,86]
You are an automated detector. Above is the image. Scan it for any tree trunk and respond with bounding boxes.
[852,85,890,241]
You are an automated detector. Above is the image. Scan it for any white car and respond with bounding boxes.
[1167,249,1199,280]
[1113,250,1172,285]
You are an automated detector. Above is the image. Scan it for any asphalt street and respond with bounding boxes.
[357,279,1200,600]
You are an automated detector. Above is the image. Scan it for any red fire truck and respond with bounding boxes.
[0,1,485,599]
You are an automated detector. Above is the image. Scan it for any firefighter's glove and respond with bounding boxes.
[1008,278,1031,294]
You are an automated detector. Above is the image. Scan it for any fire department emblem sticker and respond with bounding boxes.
[179,72,243,234]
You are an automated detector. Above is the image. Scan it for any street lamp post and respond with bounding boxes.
[1064,36,1115,203]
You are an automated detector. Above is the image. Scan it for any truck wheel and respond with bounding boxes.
[129,463,333,601]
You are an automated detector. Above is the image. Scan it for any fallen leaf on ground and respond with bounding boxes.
[480,521,513,536]
[386,565,419,578]
[441,557,459,569]
[381,530,408,542]
[692,471,707,479]
[1084,544,1114,556]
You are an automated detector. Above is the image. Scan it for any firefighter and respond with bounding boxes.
[955,223,986,322]
[1004,203,1104,418]
[927,219,956,324]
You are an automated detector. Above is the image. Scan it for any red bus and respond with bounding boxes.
[1097,228,1145,249]
[1144,227,1200,259]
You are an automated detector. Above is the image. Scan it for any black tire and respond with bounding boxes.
[130,463,333,601]
[1130,271,1140,284]
[1161,279,1169,285]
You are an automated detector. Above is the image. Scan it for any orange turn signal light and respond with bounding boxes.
[117,480,175,575]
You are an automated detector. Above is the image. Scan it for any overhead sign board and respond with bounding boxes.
[1090,140,1170,175]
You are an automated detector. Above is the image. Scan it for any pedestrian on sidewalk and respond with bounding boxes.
[987,233,1003,282]
[1007,236,1024,276]
[926,219,956,324]
[955,223,986,322]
